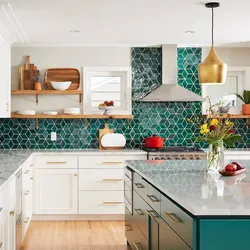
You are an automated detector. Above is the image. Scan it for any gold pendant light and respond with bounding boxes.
[199,2,227,85]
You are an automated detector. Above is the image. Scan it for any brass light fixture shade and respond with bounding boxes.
[199,45,227,85]
[199,2,227,85]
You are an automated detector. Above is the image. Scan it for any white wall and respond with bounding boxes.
[11,47,131,112]
[202,47,250,114]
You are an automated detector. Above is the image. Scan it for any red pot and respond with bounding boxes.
[144,135,165,148]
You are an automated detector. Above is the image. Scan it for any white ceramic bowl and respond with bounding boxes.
[98,106,115,114]
[51,81,71,90]
[42,111,58,115]
[17,110,36,115]
[64,107,80,115]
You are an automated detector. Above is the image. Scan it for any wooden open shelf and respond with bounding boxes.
[204,114,250,119]
[11,113,134,119]
[11,113,134,129]
[11,90,83,104]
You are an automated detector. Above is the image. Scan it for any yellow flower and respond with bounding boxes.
[200,124,209,134]
[226,121,234,127]
[210,119,219,126]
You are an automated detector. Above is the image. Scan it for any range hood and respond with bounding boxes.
[141,45,203,102]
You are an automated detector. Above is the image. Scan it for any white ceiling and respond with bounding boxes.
[3,0,250,46]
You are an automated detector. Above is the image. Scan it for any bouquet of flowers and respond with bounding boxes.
[188,98,242,172]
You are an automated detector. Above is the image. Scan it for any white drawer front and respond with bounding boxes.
[0,190,3,220]
[79,191,125,214]
[23,167,33,190]
[79,156,124,169]
[79,155,146,169]
[35,156,77,169]
[2,176,15,206]
[79,169,124,191]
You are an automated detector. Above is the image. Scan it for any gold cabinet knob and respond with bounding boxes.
[9,210,15,215]
[74,173,78,177]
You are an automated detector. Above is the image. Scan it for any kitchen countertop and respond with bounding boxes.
[126,159,250,216]
[0,149,147,191]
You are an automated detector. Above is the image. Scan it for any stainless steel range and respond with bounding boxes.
[144,147,207,160]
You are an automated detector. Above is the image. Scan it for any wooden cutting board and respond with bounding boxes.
[19,56,39,90]
[45,68,80,90]
[99,123,114,150]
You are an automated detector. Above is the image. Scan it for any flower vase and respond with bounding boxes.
[207,144,224,172]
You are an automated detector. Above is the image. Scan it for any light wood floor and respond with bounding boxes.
[21,221,131,250]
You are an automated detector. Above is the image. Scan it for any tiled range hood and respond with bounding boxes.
[141,45,203,102]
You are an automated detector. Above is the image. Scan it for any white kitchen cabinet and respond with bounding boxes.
[0,35,11,118]
[79,191,124,214]
[79,168,124,191]
[35,168,78,214]
[22,160,33,240]
[3,197,16,250]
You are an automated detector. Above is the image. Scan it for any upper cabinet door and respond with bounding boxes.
[0,35,11,118]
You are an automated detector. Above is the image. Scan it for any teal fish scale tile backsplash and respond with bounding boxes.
[0,47,248,149]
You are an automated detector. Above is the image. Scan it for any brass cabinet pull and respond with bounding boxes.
[24,190,30,195]
[133,242,143,250]
[30,177,34,180]
[47,162,67,164]
[74,173,78,177]
[165,212,182,224]
[103,178,123,182]
[134,208,144,216]
[125,224,132,232]
[0,207,3,212]
[103,202,123,204]
[0,242,3,248]
[24,170,29,174]
[24,217,30,223]
[9,210,15,215]
[147,209,158,219]
[134,183,145,189]
[6,102,9,112]
[102,162,123,164]
[147,195,159,203]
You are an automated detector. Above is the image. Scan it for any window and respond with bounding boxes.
[83,67,131,114]
[202,71,244,114]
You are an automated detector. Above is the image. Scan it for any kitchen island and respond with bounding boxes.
[125,159,250,250]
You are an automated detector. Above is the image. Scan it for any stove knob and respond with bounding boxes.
[167,156,172,160]
[155,157,161,160]
[190,156,194,160]
[182,156,186,160]
[196,156,201,160]
[175,156,180,160]
[161,157,166,160]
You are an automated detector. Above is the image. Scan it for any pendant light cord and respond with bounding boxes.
[212,6,214,46]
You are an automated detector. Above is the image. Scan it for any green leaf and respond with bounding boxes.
[235,93,245,103]
[223,134,242,147]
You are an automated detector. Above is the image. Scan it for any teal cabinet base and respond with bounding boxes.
[199,219,250,250]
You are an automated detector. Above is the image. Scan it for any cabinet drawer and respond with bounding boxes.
[79,156,124,169]
[146,183,161,215]
[79,169,124,191]
[2,176,15,205]
[79,191,124,214]
[0,190,3,220]
[134,173,147,200]
[35,155,77,169]
[133,190,148,239]
[23,167,33,190]
[131,229,148,250]
[161,194,193,248]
